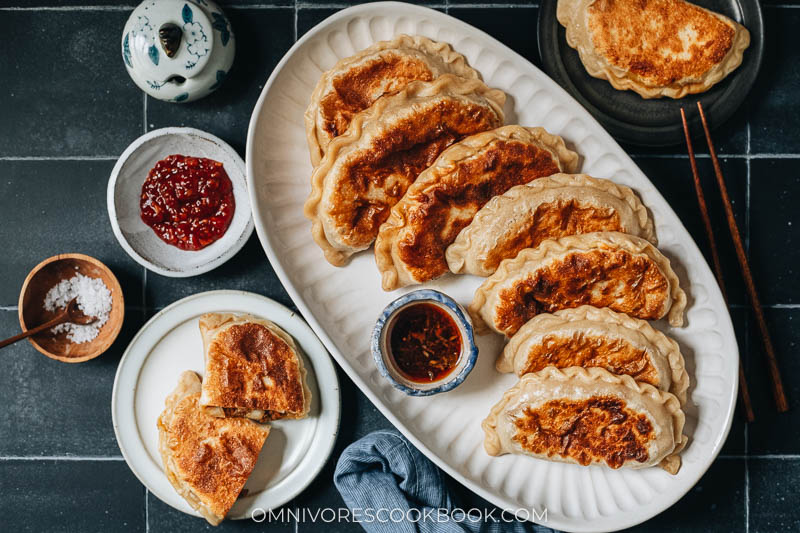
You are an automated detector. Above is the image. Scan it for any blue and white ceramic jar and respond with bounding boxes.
[121,0,235,103]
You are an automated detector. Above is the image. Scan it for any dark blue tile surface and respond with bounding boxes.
[144,234,293,310]
[628,459,746,533]
[0,309,143,456]
[297,8,339,39]
[449,6,541,66]
[749,8,800,154]
[745,308,800,455]
[0,10,143,157]
[0,160,144,308]
[0,1,798,532]
[748,158,800,304]
[0,460,145,533]
[749,459,800,532]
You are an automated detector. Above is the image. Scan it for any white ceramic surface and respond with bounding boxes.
[122,0,235,102]
[112,290,341,521]
[107,127,254,277]
[245,3,738,532]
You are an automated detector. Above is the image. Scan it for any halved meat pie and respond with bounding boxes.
[199,313,311,422]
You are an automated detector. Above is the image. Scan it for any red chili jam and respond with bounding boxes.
[140,154,235,251]
[389,303,462,383]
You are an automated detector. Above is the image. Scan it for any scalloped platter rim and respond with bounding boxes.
[245,3,738,532]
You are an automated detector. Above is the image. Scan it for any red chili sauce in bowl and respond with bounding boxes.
[388,302,462,383]
[140,155,235,251]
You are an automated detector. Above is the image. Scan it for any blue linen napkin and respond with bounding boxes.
[334,429,557,533]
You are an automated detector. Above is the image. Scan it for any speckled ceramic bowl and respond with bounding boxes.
[371,289,478,396]
[107,127,253,277]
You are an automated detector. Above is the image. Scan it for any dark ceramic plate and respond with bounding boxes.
[537,0,764,147]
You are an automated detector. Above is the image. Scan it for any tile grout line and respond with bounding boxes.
[745,121,751,256]
[2,153,798,162]
[718,454,800,459]
[743,121,751,533]
[6,1,797,8]
[0,455,125,461]
[745,454,750,533]
[145,488,150,533]
[1,2,794,10]
[0,156,118,161]
[143,93,148,135]
[294,0,298,42]
[629,153,800,159]
[0,6,135,11]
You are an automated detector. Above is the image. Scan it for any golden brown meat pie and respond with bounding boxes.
[304,74,505,266]
[199,313,311,422]
[482,366,686,473]
[498,305,688,404]
[557,0,750,98]
[304,34,481,165]
[447,173,656,277]
[375,126,580,291]
[469,231,686,336]
[158,371,270,526]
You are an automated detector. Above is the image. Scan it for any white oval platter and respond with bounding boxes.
[112,290,341,521]
[245,3,738,531]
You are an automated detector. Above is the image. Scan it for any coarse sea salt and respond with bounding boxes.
[43,274,113,344]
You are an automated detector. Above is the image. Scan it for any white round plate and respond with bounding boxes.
[245,3,738,532]
[107,127,254,277]
[112,290,340,520]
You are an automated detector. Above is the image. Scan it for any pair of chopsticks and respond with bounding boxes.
[680,102,788,422]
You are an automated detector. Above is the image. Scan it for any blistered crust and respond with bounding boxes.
[447,173,656,277]
[557,0,750,99]
[375,126,579,291]
[304,74,506,266]
[199,313,311,422]
[157,371,270,525]
[499,305,689,404]
[469,231,687,335]
[304,34,481,165]
[481,366,686,474]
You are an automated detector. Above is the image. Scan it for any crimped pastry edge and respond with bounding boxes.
[481,365,687,474]
[468,231,687,334]
[375,126,580,291]
[304,34,481,165]
[198,312,312,421]
[498,305,689,404]
[303,74,506,266]
[157,371,273,525]
[446,173,656,276]
[158,371,224,525]
[557,0,750,99]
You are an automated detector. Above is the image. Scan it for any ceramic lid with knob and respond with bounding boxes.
[121,0,235,103]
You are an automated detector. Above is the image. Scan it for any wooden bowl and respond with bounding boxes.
[18,253,125,363]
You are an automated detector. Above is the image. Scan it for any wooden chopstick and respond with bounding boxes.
[696,102,789,413]
[681,108,755,422]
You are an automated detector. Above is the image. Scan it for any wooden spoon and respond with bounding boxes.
[0,298,97,349]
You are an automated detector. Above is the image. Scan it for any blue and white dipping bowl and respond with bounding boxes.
[371,289,479,396]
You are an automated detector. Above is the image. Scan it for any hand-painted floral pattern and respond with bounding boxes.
[183,18,209,69]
